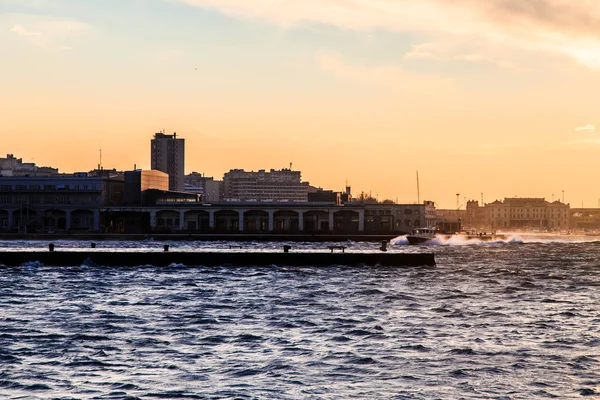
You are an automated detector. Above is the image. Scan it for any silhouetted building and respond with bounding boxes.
[124,170,169,206]
[151,132,185,192]
[0,174,124,233]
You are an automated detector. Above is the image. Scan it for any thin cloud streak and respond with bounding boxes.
[575,124,596,132]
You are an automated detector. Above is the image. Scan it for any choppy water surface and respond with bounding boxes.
[1,237,600,399]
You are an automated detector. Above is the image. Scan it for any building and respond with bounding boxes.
[150,132,185,192]
[102,200,437,234]
[0,154,21,171]
[0,154,59,177]
[222,168,311,202]
[124,170,169,205]
[307,187,352,205]
[570,208,600,231]
[481,198,570,231]
[308,190,341,204]
[185,172,222,202]
[465,200,487,229]
[435,209,467,233]
[0,173,124,233]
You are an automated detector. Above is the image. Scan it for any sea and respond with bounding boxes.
[1,234,600,399]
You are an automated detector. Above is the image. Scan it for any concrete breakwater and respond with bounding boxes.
[0,233,401,242]
[0,250,435,267]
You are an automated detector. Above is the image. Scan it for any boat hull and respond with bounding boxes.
[406,235,436,245]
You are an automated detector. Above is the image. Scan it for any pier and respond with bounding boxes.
[0,250,435,267]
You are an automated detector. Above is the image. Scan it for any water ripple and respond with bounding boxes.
[1,240,600,398]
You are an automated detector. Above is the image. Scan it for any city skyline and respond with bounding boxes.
[3,0,600,208]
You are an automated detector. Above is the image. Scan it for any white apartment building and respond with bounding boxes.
[222,169,310,202]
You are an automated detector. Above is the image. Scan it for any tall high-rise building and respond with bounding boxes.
[150,132,185,191]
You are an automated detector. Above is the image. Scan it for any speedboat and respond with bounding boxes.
[406,227,437,245]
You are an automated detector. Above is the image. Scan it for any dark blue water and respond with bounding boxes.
[1,239,600,399]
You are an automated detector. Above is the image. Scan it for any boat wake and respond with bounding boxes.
[391,233,600,246]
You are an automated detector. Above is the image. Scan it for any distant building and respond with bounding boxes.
[0,154,59,177]
[571,208,600,231]
[307,188,352,205]
[0,174,124,233]
[185,172,222,202]
[184,183,204,196]
[124,170,169,206]
[468,198,570,231]
[0,154,21,171]
[222,168,311,202]
[435,209,467,233]
[308,190,341,204]
[150,132,185,192]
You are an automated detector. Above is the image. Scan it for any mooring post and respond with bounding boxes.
[49,243,55,252]
[380,240,388,252]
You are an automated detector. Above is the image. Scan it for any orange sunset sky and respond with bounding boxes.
[2,0,600,208]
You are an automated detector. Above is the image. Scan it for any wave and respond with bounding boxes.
[391,232,600,246]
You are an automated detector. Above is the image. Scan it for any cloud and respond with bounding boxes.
[10,24,41,37]
[165,0,600,69]
[6,13,89,50]
[315,48,454,95]
[575,124,595,133]
[404,41,529,72]
[2,0,57,9]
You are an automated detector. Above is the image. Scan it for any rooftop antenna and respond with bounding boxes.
[416,170,420,204]
[290,162,292,170]
[99,147,102,170]
[456,193,460,210]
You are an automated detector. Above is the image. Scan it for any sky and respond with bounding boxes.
[1,0,600,208]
